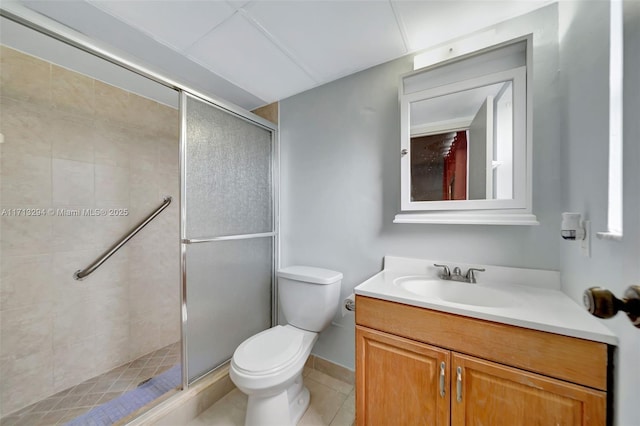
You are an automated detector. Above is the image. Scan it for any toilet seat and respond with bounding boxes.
[232,325,304,375]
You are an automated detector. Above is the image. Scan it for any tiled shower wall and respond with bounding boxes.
[0,46,181,416]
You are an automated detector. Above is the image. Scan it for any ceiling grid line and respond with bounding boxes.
[238,8,320,84]
[180,10,240,53]
[389,0,410,54]
[181,49,270,104]
[14,0,555,110]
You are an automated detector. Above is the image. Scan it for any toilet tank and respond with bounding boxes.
[277,266,343,332]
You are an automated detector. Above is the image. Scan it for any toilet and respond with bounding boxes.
[229,266,343,426]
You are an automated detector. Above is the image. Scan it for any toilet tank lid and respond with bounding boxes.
[277,266,343,284]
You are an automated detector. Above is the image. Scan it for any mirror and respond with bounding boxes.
[397,36,537,225]
[409,80,514,202]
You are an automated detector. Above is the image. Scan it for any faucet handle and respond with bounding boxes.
[434,264,451,278]
[465,268,486,283]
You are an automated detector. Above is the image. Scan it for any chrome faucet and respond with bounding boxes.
[434,264,486,284]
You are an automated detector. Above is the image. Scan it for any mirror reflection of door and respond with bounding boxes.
[468,96,493,200]
[410,130,468,201]
[408,79,515,202]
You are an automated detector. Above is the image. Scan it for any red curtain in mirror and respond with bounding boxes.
[443,131,468,200]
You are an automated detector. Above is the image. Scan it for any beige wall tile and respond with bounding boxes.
[0,47,181,414]
[130,164,160,211]
[94,326,130,373]
[129,93,162,132]
[81,246,129,287]
[128,276,154,321]
[52,298,96,347]
[0,349,54,416]
[156,166,180,203]
[155,104,180,140]
[1,154,52,205]
[52,212,98,252]
[94,80,131,125]
[128,132,157,170]
[126,212,167,252]
[0,213,52,256]
[0,254,52,311]
[0,97,52,158]
[130,317,164,359]
[52,337,99,392]
[94,123,131,168]
[0,46,51,106]
[51,249,98,300]
[95,164,129,207]
[0,303,53,359]
[93,284,129,332]
[156,137,179,170]
[51,65,95,117]
[50,114,95,163]
[93,213,134,251]
[52,158,94,206]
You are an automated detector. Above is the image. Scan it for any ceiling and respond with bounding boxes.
[14,0,551,111]
[411,81,509,131]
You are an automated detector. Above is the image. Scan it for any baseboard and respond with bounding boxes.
[305,355,355,385]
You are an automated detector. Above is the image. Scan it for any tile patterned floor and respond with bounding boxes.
[187,367,355,426]
[0,342,180,426]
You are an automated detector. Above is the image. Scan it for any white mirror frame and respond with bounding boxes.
[395,36,539,226]
[401,67,526,211]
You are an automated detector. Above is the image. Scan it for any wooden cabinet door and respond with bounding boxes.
[356,326,450,426]
[451,353,606,426]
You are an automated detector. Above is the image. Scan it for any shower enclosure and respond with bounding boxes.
[181,93,276,384]
[0,8,277,425]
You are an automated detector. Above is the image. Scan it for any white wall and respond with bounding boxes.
[558,1,640,425]
[280,5,562,369]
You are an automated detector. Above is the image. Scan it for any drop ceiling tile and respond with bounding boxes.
[246,0,406,82]
[89,0,236,51]
[23,0,264,110]
[186,13,316,103]
[226,0,252,10]
[393,0,550,51]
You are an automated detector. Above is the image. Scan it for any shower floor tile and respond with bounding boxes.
[0,342,181,426]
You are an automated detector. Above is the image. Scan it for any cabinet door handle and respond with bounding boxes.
[456,366,463,402]
[439,362,445,397]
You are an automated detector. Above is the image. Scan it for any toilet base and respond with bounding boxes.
[289,386,310,425]
[244,374,310,426]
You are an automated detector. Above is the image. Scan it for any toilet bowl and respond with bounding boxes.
[229,266,342,426]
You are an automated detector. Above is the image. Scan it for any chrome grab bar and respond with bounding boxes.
[73,196,172,280]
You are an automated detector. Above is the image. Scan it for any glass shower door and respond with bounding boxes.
[181,93,276,383]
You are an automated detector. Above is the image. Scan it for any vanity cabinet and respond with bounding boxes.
[355,296,609,426]
[356,327,450,425]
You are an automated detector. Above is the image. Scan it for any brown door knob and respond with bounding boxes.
[583,285,640,328]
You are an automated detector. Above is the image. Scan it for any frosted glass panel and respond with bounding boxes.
[185,95,273,238]
[185,238,272,381]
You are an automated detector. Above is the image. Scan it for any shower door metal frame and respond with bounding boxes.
[179,91,279,387]
[0,3,280,392]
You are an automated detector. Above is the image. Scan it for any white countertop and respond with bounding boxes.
[354,256,617,345]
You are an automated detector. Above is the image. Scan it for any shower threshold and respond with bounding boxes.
[1,342,181,426]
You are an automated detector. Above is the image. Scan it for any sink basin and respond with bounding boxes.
[393,276,518,308]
